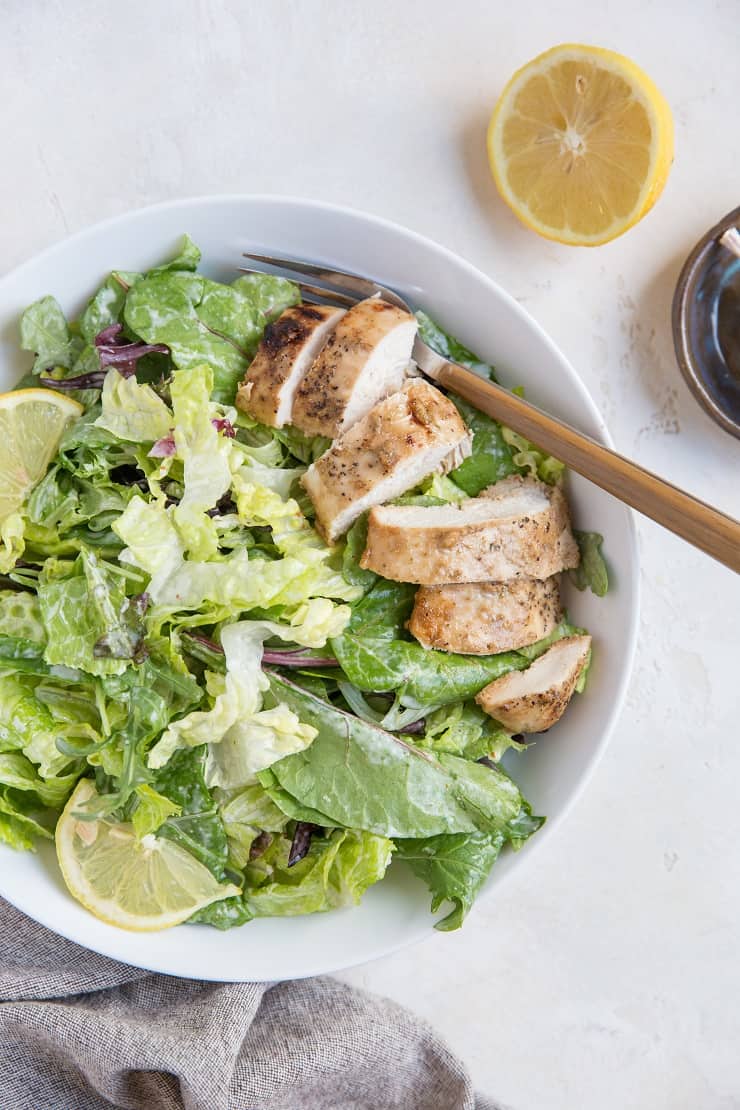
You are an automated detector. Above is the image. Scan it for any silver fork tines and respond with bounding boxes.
[241,251,408,310]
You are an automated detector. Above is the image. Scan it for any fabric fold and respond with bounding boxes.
[0,897,499,1110]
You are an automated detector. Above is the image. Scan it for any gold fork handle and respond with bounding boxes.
[435,360,740,574]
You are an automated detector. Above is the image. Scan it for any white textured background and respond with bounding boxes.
[2,2,739,1107]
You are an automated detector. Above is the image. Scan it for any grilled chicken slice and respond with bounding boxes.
[408,577,563,655]
[360,475,579,583]
[236,303,345,427]
[475,634,592,733]
[301,380,471,542]
[291,297,418,437]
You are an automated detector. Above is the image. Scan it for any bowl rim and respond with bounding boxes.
[0,194,640,976]
[671,203,740,440]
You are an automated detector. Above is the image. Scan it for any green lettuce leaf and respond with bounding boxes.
[123,272,255,403]
[330,578,527,706]
[218,782,289,868]
[0,751,78,809]
[341,513,378,594]
[262,673,528,839]
[500,423,565,485]
[26,468,82,534]
[151,746,230,880]
[20,296,76,373]
[394,831,504,930]
[421,702,524,763]
[113,497,184,591]
[0,673,74,777]
[188,895,253,930]
[515,617,584,662]
[270,425,332,465]
[341,578,416,639]
[56,410,141,494]
[244,828,393,918]
[79,272,139,343]
[0,512,25,574]
[448,395,518,496]
[232,473,329,567]
[150,234,201,274]
[415,311,497,381]
[257,768,336,826]
[131,783,182,839]
[0,789,55,851]
[37,550,141,676]
[0,591,46,644]
[196,279,263,353]
[148,622,316,774]
[171,364,230,479]
[570,531,609,597]
[116,502,357,612]
[231,273,301,323]
[170,364,233,559]
[95,370,172,443]
[420,473,468,503]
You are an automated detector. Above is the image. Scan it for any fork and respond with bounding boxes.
[241,252,740,574]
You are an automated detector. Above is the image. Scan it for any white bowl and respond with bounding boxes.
[0,196,639,980]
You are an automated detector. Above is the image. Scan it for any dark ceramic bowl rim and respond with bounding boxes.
[672,204,740,440]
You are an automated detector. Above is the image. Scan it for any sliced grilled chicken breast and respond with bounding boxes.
[475,634,591,732]
[302,380,471,542]
[236,303,345,427]
[360,476,579,583]
[291,297,418,437]
[408,577,563,655]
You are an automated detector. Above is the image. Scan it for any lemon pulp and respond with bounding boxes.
[488,44,674,245]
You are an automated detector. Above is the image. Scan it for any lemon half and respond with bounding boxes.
[56,780,240,931]
[0,388,83,522]
[487,43,674,245]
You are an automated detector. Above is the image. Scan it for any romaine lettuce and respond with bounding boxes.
[261,674,528,839]
[148,622,317,777]
[95,371,172,443]
[244,829,393,918]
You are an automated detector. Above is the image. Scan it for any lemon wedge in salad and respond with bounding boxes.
[56,780,240,931]
[0,387,83,523]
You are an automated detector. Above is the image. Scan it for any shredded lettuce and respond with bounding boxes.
[95,371,172,443]
[148,621,317,777]
[245,829,393,918]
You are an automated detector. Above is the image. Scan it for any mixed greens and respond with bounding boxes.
[0,237,607,931]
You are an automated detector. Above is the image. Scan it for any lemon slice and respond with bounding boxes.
[487,44,674,245]
[0,388,83,522]
[56,780,240,931]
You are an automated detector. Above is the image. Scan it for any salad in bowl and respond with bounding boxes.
[0,234,607,935]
